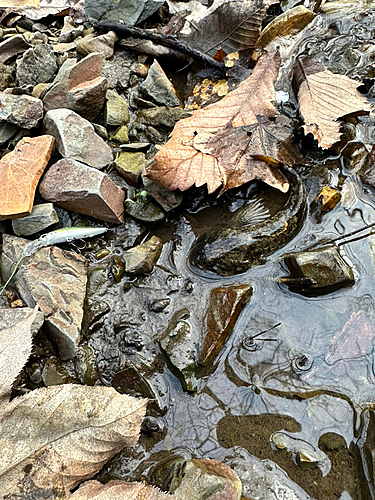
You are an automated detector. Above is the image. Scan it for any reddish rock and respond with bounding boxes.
[39,158,125,223]
[43,108,113,169]
[0,35,30,64]
[43,53,107,121]
[0,135,55,220]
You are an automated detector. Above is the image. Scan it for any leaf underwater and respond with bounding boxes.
[70,480,174,500]
[293,56,372,149]
[146,51,304,194]
[0,384,147,498]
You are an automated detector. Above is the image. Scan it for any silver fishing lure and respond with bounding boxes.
[22,226,108,257]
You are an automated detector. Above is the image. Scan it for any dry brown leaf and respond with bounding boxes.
[293,56,372,149]
[146,51,298,194]
[0,306,42,400]
[70,480,174,500]
[0,384,147,497]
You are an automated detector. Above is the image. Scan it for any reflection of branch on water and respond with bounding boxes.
[248,322,281,343]
[308,220,375,250]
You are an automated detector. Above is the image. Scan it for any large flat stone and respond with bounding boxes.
[43,53,107,121]
[39,158,125,223]
[0,135,55,220]
[0,93,43,129]
[1,234,87,360]
[44,108,113,169]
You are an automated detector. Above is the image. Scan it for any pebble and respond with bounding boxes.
[123,235,163,274]
[104,89,130,127]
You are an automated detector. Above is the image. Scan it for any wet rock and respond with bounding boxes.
[140,59,182,107]
[39,158,125,224]
[110,124,129,144]
[85,0,164,25]
[169,458,242,500]
[123,235,162,274]
[74,345,98,385]
[0,93,43,129]
[77,31,118,59]
[198,284,253,366]
[113,152,145,187]
[12,203,59,236]
[159,309,198,391]
[104,89,130,127]
[43,53,107,121]
[112,363,156,399]
[281,245,354,296]
[1,234,87,359]
[42,356,73,386]
[0,135,55,220]
[0,34,30,64]
[317,187,341,212]
[149,297,170,312]
[0,122,18,146]
[16,44,57,86]
[126,199,165,223]
[0,63,14,91]
[59,16,84,43]
[0,306,44,335]
[43,108,113,169]
[143,177,183,211]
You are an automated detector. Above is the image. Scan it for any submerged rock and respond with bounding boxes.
[123,235,162,274]
[39,158,125,224]
[12,203,59,236]
[1,234,87,359]
[0,135,55,220]
[189,166,306,276]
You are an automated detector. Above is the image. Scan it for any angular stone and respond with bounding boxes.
[77,31,118,59]
[52,41,79,53]
[1,234,87,360]
[0,34,30,64]
[39,158,125,223]
[0,122,18,146]
[113,152,145,187]
[59,16,84,43]
[85,0,164,25]
[43,53,107,121]
[140,59,181,107]
[12,203,59,236]
[123,235,162,274]
[143,176,183,211]
[198,284,253,366]
[110,124,128,144]
[0,63,14,91]
[126,199,165,222]
[104,89,129,127]
[44,108,113,168]
[0,93,43,129]
[16,44,58,86]
[0,135,55,220]
[0,306,44,336]
[103,51,131,87]
[52,57,77,84]
[136,106,188,127]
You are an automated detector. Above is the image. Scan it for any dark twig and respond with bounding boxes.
[94,21,225,71]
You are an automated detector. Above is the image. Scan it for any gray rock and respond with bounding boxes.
[44,108,113,169]
[0,35,30,64]
[104,89,130,127]
[103,50,131,87]
[143,176,183,211]
[52,57,76,84]
[0,122,18,146]
[0,94,43,129]
[0,63,14,91]
[0,307,44,336]
[43,53,107,121]
[126,199,165,222]
[136,106,189,128]
[85,0,164,25]
[1,234,87,359]
[140,59,181,107]
[59,16,84,43]
[39,158,125,224]
[12,203,59,236]
[76,31,118,59]
[123,235,162,274]
[16,44,57,86]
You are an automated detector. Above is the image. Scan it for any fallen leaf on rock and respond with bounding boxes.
[70,480,174,500]
[0,384,147,497]
[146,51,303,194]
[293,56,372,149]
[2,0,84,20]
[0,306,40,400]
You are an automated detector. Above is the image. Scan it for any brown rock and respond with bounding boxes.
[123,235,162,274]
[39,158,125,223]
[77,31,118,60]
[0,34,30,64]
[198,284,253,366]
[0,63,14,91]
[0,135,55,220]
[43,53,107,121]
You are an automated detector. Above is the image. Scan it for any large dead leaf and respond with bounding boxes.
[168,0,274,57]
[146,51,303,194]
[0,306,41,400]
[293,56,372,149]
[0,384,147,497]
[71,480,174,499]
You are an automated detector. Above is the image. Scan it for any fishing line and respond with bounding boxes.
[0,255,24,295]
